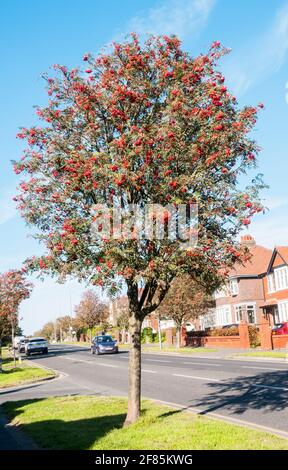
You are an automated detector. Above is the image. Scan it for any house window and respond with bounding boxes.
[235,305,245,323]
[267,273,275,293]
[229,279,239,296]
[247,304,256,324]
[278,301,288,322]
[200,310,216,329]
[215,305,232,326]
[214,286,229,299]
[274,267,288,291]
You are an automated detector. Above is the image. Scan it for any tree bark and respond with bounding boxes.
[0,338,2,373]
[124,312,142,426]
[176,326,181,349]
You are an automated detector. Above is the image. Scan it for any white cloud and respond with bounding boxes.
[126,0,216,39]
[0,190,16,225]
[224,2,288,95]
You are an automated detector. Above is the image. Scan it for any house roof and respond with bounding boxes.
[267,246,288,272]
[229,243,272,277]
[275,246,288,264]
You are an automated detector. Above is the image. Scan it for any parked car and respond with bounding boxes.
[25,337,48,356]
[91,335,118,355]
[272,322,288,335]
[13,335,25,349]
[18,338,30,353]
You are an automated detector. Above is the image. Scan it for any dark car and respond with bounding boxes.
[91,335,118,355]
[25,337,49,356]
[272,322,288,335]
[18,338,30,354]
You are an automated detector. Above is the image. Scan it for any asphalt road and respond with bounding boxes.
[1,344,288,437]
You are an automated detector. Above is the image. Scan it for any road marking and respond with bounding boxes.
[241,366,282,371]
[183,362,221,366]
[146,359,171,363]
[96,363,118,368]
[119,356,129,359]
[63,356,117,368]
[251,384,288,391]
[142,369,157,374]
[173,374,220,382]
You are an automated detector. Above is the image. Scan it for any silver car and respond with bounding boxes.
[25,337,48,356]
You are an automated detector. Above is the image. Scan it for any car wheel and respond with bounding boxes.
[91,347,95,355]
[26,351,30,357]
[95,348,100,355]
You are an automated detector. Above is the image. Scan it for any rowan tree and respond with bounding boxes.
[74,290,108,342]
[156,275,214,348]
[13,34,265,423]
[0,270,33,370]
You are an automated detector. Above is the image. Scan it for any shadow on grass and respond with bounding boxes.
[2,398,127,450]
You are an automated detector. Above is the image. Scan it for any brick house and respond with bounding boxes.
[261,246,288,325]
[199,235,272,329]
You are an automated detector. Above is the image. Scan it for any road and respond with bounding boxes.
[1,344,288,437]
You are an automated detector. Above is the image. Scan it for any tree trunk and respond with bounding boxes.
[176,327,181,349]
[124,312,142,426]
[158,318,162,350]
[0,338,2,373]
[90,328,92,343]
[11,321,16,368]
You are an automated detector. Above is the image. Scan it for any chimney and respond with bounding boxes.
[240,234,256,247]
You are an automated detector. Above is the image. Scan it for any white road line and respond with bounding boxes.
[173,374,220,382]
[241,366,282,371]
[119,356,129,359]
[63,356,117,368]
[183,362,221,366]
[96,363,118,368]
[146,359,171,363]
[251,384,288,391]
[142,369,157,374]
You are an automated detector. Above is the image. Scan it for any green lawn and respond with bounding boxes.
[237,351,288,359]
[0,348,55,389]
[2,396,287,450]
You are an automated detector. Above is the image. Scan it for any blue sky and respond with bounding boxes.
[1,0,288,334]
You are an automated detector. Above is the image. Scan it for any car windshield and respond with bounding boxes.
[29,338,46,343]
[96,336,113,343]
[272,324,284,330]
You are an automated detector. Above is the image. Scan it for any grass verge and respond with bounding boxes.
[2,396,287,450]
[0,348,55,389]
[237,351,288,359]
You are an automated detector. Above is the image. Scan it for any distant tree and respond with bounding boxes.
[116,307,130,343]
[156,275,214,348]
[37,321,55,340]
[56,315,73,341]
[75,290,108,342]
[0,270,33,370]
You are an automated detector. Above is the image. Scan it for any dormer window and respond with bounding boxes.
[229,278,239,296]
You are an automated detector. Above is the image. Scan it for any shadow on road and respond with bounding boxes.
[1,398,126,450]
[192,369,288,415]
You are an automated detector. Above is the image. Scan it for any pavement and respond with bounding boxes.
[0,343,288,449]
